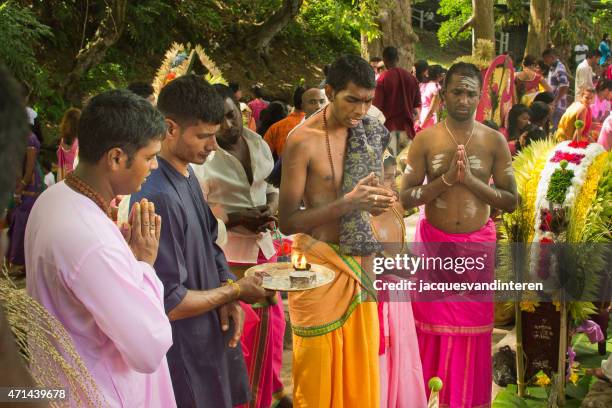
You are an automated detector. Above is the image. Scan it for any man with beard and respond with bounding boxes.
[130,75,267,408]
[279,55,395,407]
[194,83,290,408]
[400,62,518,407]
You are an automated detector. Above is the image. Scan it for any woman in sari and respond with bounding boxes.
[56,108,80,181]
[7,131,44,274]
[417,65,445,130]
[515,55,552,105]
[555,86,595,141]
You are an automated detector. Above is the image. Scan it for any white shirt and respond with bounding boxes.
[44,172,55,188]
[193,128,278,264]
[575,59,594,96]
[574,44,589,63]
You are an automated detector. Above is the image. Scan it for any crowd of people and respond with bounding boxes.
[1,34,611,408]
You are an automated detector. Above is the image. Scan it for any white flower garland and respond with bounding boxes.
[532,141,605,242]
[529,141,605,281]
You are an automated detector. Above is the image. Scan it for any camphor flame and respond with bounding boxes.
[292,253,308,270]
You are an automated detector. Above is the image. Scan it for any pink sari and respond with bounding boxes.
[378,275,427,408]
[233,246,287,408]
[412,218,496,408]
[57,138,78,181]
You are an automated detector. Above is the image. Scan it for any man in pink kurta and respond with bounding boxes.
[25,89,176,408]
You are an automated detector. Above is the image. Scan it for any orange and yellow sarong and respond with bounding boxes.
[289,234,379,408]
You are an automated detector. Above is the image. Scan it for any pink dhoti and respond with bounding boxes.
[412,218,496,408]
[231,248,287,408]
[378,275,427,408]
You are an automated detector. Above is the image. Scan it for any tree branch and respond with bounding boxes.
[62,0,128,105]
[251,0,304,56]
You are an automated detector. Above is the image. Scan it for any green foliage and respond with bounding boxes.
[495,0,529,29]
[292,0,375,60]
[592,0,612,42]
[437,0,472,47]
[550,0,594,50]
[0,1,52,80]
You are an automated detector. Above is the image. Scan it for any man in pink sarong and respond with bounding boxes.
[26,90,176,407]
[400,62,518,407]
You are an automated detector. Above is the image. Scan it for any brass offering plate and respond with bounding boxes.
[244,262,335,292]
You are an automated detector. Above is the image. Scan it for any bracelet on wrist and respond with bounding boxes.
[19,179,28,187]
[441,174,454,187]
[224,279,241,300]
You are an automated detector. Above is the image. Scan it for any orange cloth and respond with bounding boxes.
[289,234,379,408]
[263,111,305,157]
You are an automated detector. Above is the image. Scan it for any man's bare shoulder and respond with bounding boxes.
[285,114,322,150]
[412,122,445,149]
[475,122,507,146]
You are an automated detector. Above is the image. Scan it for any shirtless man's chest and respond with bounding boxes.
[423,129,496,233]
[302,128,348,243]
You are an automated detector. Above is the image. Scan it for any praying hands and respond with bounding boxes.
[121,198,162,266]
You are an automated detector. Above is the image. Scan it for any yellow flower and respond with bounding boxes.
[553,301,561,312]
[520,300,539,313]
[534,371,551,387]
[569,372,579,385]
[568,152,608,241]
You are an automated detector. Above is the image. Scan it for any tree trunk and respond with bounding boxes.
[361,0,418,71]
[550,0,573,63]
[525,0,550,58]
[251,0,303,57]
[62,0,128,106]
[471,0,495,56]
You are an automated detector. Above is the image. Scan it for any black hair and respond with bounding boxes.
[537,59,548,74]
[257,101,287,136]
[157,74,224,126]
[482,120,500,131]
[414,60,429,83]
[78,89,166,165]
[293,86,306,110]
[507,104,531,140]
[322,64,331,76]
[533,91,554,104]
[523,55,537,67]
[0,65,28,212]
[428,65,445,82]
[326,55,376,92]
[369,57,382,63]
[127,82,154,99]
[213,83,238,107]
[595,79,608,93]
[443,62,483,90]
[542,48,556,58]
[228,82,240,94]
[603,33,609,41]
[252,85,265,99]
[529,101,550,125]
[382,47,399,63]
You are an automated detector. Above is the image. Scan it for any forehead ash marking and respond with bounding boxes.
[404,164,414,174]
[457,76,479,89]
[504,161,514,176]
